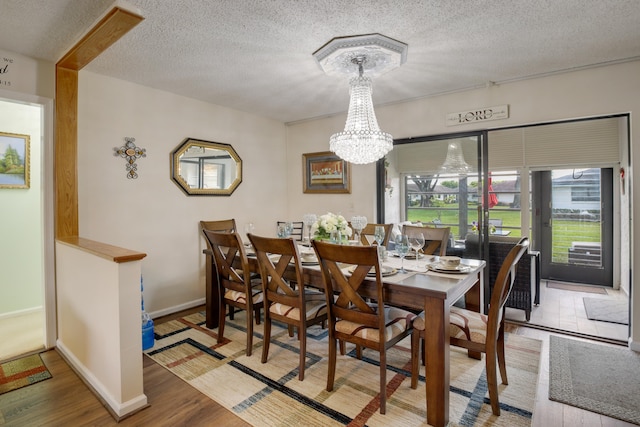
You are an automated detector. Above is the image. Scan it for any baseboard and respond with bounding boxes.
[148,297,205,319]
[629,338,640,352]
[56,340,148,419]
[0,306,43,320]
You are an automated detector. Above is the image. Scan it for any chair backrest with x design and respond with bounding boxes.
[312,241,385,337]
[248,233,304,307]
[202,230,251,297]
[202,229,262,356]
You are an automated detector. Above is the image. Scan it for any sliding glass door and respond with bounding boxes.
[534,168,613,286]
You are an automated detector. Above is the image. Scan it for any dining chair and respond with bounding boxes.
[312,240,416,414]
[277,221,304,241]
[248,233,328,380]
[358,223,393,246]
[410,237,529,416]
[200,218,237,233]
[202,230,264,356]
[402,224,450,256]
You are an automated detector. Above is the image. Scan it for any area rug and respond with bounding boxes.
[549,336,640,425]
[0,354,52,395]
[148,311,541,426]
[583,298,629,325]
[546,281,607,294]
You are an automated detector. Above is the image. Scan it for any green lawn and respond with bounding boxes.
[408,207,600,263]
[408,206,523,238]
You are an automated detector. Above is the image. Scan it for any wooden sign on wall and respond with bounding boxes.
[446,105,509,126]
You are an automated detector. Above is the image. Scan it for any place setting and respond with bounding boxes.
[297,249,319,266]
[346,264,398,277]
[426,256,472,274]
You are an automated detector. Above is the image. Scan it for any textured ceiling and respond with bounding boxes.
[1,0,640,123]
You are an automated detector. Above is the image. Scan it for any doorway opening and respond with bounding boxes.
[0,94,54,361]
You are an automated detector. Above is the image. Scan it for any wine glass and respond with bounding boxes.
[243,222,255,245]
[303,213,317,248]
[394,234,410,273]
[284,221,294,237]
[374,225,385,246]
[350,215,367,244]
[276,223,288,238]
[409,233,425,260]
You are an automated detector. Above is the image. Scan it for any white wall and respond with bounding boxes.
[0,99,44,313]
[55,241,146,416]
[77,71,287,315]
[286,60,640,348]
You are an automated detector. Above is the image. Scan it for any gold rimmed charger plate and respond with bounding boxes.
[427,263,471,274]
[391,251,424,260]
[347,265,397,277]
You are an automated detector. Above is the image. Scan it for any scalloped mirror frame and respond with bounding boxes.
[170,137,243,196]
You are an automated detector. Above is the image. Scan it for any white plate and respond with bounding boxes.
[427,263,471,274]
[348,265,397,277]
[289,256,318,265]
[391,251,424,260]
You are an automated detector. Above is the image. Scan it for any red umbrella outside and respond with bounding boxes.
[488,176,498,208]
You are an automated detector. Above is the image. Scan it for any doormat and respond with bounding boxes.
[546,281,607,294]
[549,336,640,425]
[0,354,52,395]
[583,298,629,325]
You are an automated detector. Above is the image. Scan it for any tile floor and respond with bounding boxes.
[505,280,629,342]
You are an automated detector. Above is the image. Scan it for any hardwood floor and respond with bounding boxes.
[0,307,248,427]
[0,303,634,426]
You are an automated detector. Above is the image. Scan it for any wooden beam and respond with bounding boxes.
[54,6,143,238]
[55,67,79,238]
[57,7,144,70]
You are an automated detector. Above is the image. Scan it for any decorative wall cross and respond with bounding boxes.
[114,137,146,179]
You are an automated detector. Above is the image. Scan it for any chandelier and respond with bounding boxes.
[313,34,408,165]
[439,141,474,174]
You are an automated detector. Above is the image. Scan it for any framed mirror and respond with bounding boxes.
[171,138,242,196]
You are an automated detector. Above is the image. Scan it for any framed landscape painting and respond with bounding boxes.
[303,151,351,194]
[0,132,30,189]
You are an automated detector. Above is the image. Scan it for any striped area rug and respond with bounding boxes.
[148,312,541,426]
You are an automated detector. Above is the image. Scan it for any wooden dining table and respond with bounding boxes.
[203,247,485,427]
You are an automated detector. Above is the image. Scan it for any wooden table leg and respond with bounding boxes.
[204,251,219,329]
[464,275,483,360]
[425,296,450,427]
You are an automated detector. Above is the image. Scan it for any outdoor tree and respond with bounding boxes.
[410,176,438,207]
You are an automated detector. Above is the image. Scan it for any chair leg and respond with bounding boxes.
[217,301,227,344]
[229,306,235,320]
[287,324,294,337]
[339,339,346,355]
[246,307,254,357]
[410,329,420,389]
[497,328,508,385]
[486,344,501,416]
[356,345,362,360]
[327,336,336,392]
[261,315,271,364]
[254,306,261,325]
[379,350,387,414]
[298,324,306,381]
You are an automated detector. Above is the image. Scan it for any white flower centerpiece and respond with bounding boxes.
[311,212,352,241]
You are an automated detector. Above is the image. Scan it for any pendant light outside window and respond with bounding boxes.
[439,141,474,174]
